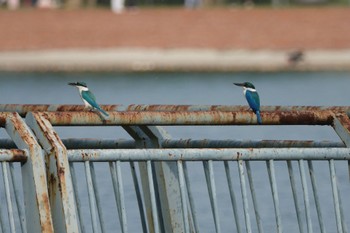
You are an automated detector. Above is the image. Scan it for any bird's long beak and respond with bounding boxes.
[234,83,244,87]
[68,82,77,86]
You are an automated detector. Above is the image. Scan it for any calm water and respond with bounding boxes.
[0,71,349,232]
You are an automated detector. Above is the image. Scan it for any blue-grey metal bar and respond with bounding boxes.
[238,160,252,233]
[4,112,54,232]
[2,162,16,233]
[287,161,304,233]
[245,161,264,233]
[329,159,343,233]
[338,190,348,233]
[307,161,326,233]
[110,161,128,233]
[207,160,221,233]
[90,163,106,233]
[129,162,148,233]
[69,164,86,233]
[84,161,100,233]
[177,161,190,233]
[67,148,350,162]
[299,160,313,233]
[0,203,3,233]
[183,162,199,233]
[147,160,160,233]
[267,160,282,233]
[224,161,242,233]
[9,163,26,233]
[0,138,345,149]
[162,139,344,149]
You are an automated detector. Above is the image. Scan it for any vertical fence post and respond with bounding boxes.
[4,113,54,233]
[238,160,252,233]
[123,125,187,233]
[26,112,79,233]
[332,113,350,179]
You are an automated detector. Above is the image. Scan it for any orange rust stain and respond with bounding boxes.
[9,149,27,162]
[40,193,54,233]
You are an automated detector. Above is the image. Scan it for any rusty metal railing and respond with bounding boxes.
[0,105,349,233]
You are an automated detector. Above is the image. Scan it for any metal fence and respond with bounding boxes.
[0,105,349,233]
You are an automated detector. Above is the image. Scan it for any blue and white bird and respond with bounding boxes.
[69,82,109,118]
[234,82,262,124]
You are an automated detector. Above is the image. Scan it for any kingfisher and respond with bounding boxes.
[68,82,109,118]
[234,82,262,124]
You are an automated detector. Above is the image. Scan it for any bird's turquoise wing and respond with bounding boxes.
[82,91,99,109]
[82,90,109,117]
[245,91,260,112]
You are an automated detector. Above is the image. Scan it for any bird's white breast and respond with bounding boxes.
[243,87,256,95]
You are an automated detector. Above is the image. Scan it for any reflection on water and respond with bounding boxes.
[0,71,349,232]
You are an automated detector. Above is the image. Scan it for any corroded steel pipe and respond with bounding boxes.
[40,110,335,126]
[0,138,344,149]
[67,148,350,162]
[0,149,27,162]
[162,139,345,148]
[0,104,349,116]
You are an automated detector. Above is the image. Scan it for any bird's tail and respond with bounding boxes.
[96,106,109,118]
[256,111,262,125]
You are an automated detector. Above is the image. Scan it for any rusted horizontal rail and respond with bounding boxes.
[67,148,350,162]
[0,149,27,162]
[0,138,344,149]
[40,110,335,126]
[0,104,349,116]
[161,139,345,148]
[62,139,344,149]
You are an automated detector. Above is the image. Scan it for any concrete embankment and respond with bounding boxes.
[1,48,350,72]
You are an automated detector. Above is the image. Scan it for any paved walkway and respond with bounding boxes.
[1,8,350,71]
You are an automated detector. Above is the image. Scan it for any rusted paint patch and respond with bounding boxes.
[267,110,334,125]
[334,112,350,132]
[48,173,57,202]
[40,193,54,233]
[0,104,350,115]
[40,110,337,126]
[8,149,27,162]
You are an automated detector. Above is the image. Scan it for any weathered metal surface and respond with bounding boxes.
[238,160,252,233]
[332,112,350,180]
[329,159,343,233]
[109,161,128,233]
[2,162,16,233]
[0,149,26,162]
[0,105,349,233]
[124,125,187,233]
[1,104,350,115]
[123,126,161,233]
[4,112,54,233]
[162,139,345,148]
[224,162,242,233]
[177,161,190,233]
[26,112,79,233]
[287,161,304,233]
[307,161,326,233]
[67,148,350,162]
[9,163,27,233]
[267,160,282,233]
[39,110,335,126]
[245,161,264,233]
[0,138,346,149]
[204,160,221,233]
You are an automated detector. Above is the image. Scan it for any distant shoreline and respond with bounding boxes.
[1,48,350,72]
